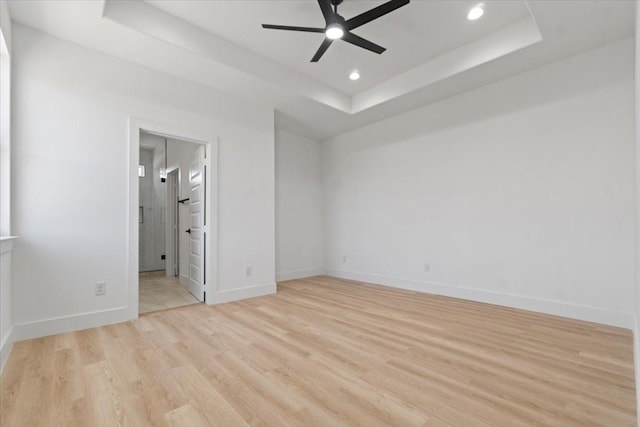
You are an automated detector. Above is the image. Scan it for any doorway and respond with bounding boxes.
[166,168,179,278]
[137,130,211,314]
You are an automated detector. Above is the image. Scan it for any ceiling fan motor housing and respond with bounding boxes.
[261,0,410,62]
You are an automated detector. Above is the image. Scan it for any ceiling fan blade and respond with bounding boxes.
[342,32,386,54]
[311,38,334,62]
[262,24,325,33]
[345,0,410,31]
[317,0,334,24]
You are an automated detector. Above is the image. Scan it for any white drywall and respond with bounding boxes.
[10,25,275,338]
[322,38,635,327]
[275,129,323,281]
[0,0,11,237]
[634,0,640,420]
[0,239,15,371]
[0,1,10,57]
[0,0,13,372]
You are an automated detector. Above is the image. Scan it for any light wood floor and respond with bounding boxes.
[1,276,636,426]
[139,271,199,314]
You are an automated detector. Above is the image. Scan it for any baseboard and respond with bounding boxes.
[179,275,189,286]
[633,315,640,427]
[0,326,15,373]
[12,306,131,343]
[210,282,276,304]
[325,269,634,329]
[276,268,324,282]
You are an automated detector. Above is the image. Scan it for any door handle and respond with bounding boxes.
[185,228,191,234]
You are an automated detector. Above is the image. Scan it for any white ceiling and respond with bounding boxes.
[6,0,635,140]
[145,0,531,95]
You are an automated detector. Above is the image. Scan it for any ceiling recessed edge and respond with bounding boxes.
[102,0,543,118]
[102,0,352,114]
[351,15,543,114]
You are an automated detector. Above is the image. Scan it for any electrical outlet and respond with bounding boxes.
[342,256,347,263]
[245,266,252,277]
[424,263,431,272]
[95,281,106,296]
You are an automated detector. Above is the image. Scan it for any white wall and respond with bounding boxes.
[634,0,640,421]
[0,240,14,371]
[275,129,323,281]
[0,0,11,237]
[0,0,14,372]
[10,25,275,339]
[323,38,635,328]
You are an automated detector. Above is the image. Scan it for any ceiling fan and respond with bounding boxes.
[262,0,410,63]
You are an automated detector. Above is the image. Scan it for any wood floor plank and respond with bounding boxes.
[165,404,210,427]
[1,276,636,426]
[170,364,249,427]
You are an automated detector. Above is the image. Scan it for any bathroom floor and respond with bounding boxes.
[139,271,199,314]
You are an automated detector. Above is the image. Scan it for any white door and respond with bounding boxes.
[188,146,206,301]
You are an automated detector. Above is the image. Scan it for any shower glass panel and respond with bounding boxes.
[138,133,167,272]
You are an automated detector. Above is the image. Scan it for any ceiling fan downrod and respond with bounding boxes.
[332,0,342,14]
[261,0,410,63]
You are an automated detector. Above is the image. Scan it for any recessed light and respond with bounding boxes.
[467,4,484,20]
[325,24,344,40]
[349,70,360,81]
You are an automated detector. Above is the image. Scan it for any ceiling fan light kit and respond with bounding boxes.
[325,23,344,40]
[468,3,485,21]
[261,0,411,62]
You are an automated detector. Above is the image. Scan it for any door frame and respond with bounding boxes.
[128,117,218,319]
[165,168,179,278]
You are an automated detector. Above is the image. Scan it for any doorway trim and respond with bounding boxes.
[165,168,179,278]
[128,117,218,320]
